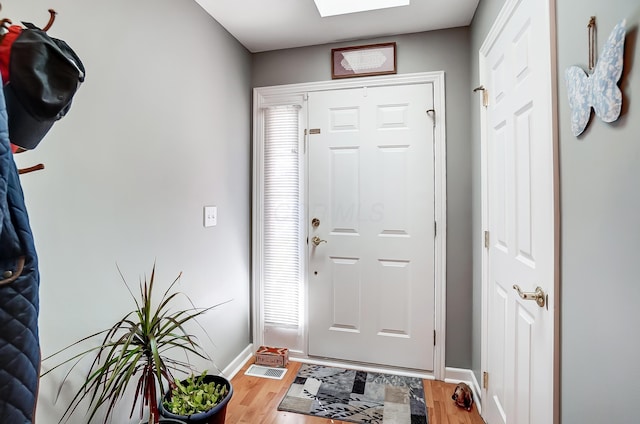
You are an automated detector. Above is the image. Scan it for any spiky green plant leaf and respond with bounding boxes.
[41,263,229,424]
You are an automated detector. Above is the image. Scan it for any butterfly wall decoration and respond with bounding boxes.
[565,19,626,137]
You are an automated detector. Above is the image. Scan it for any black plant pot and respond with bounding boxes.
[159,375,233,424]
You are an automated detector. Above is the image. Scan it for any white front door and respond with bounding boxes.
[480,0,557,423]
[307,83,435,371]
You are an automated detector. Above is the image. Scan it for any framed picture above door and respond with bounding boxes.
[331,42,397,79]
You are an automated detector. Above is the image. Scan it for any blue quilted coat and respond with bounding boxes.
[0,76,40,423]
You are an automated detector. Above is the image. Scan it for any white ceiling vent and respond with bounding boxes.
[244,364,288,380]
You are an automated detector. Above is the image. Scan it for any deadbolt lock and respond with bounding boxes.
[311,218,320,228]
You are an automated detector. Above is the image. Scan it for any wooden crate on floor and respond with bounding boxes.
[255,346,289,368]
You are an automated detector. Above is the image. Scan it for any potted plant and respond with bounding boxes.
[159,370,233,424]
[41,263,230,424]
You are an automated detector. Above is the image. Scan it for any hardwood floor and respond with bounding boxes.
[225,360,486,424]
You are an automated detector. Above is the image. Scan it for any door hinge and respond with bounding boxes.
[434,221,437,238]
[473,85,489,107]
[483,371,489,389]
[304,129,308,153]
[426,109,436,128]
[484,230,490,249]
[433,330,436,346]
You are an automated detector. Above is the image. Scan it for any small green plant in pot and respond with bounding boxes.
[41,264,229,424]
[160,370,233,424]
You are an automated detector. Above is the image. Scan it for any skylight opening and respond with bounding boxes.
[313,0,410,17]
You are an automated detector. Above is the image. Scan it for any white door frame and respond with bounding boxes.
[478,0,560,421]
[252,71,448,380]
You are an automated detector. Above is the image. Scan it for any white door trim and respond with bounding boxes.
[252,71,448,380]
[478,0,560,422]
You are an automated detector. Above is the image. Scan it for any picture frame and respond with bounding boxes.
[331,42,397,79]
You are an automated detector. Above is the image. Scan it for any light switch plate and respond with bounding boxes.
[204,206,217,227]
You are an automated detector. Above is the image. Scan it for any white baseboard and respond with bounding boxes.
[221,343,254,379]
[444,367,482,413]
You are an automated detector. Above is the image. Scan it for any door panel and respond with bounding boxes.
[482,0,555,423]
[307,84,435,370]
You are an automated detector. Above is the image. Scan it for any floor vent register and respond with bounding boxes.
[244,364,288,380]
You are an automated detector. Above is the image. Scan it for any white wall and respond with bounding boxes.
[2,1,252,423]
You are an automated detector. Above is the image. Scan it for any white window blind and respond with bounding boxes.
[263,105,302,327]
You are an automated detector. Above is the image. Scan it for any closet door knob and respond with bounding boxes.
[513,285,546,308]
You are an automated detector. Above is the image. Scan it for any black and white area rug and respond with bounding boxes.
[278,364,428,424]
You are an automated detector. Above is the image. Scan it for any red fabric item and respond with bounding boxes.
[0,25,23,84]
[1,26,24,155]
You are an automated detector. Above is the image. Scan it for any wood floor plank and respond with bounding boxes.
[225,360,485,424]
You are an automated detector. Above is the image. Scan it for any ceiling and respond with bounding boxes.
[193,0,480,53]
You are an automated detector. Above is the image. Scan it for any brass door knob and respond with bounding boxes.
[513,285,546,308]
[311,236,327,246]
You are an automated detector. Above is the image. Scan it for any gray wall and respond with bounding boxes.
[253,28,474,369]
[471,0,640,421]
[3,1,252,423]
[556,1,640,422]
